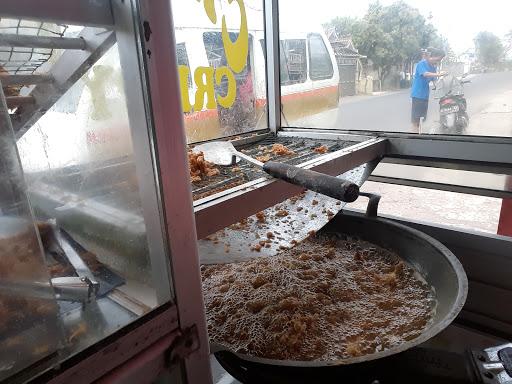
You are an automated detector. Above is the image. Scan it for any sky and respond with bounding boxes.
[279,0,512,55]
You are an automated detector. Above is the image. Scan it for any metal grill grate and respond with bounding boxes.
[191,134,356,201]
[0,19,68,75]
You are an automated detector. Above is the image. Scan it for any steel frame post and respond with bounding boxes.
[264,0,281,133]
[0,33,87,50]
[0,74,53,86]
[111,0,173,304]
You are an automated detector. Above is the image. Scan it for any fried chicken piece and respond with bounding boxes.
[346,340,363,357]
[313,145,328,154]
[250,244,262,252]
[256,154,271,163]
[271,143,295,156]
[188,151,220,183]
[68,322,88,343]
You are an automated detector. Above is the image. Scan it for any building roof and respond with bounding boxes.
[330,38,365,58]
[326,30,366,58]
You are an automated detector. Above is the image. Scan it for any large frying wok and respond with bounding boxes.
[210,194,468,373]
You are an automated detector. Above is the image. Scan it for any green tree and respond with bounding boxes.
[474,31,504,67]
[504,30,512,55]
[325,1,444,82]
[324,16,361,37]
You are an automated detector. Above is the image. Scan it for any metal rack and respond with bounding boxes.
[0,19,70,75]
[190,134,356,201]
[194,134,386,238]
[0,13,115,139]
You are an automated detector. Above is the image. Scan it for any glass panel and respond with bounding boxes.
[278,0,512,137]
[278,3,340,128]
[176,43,193,88]
[260,38,310,86]
[309,33,334,81]
[15,43,171,365]
[171,0,268,143]
[1,92,61,380]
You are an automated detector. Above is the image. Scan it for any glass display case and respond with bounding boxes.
[0,1,211,383]
[0,84,61,382]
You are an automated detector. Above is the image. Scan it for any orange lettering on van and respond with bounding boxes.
[193,66,217,111]
[221,0,248,73]
[178,65,192,112]
[215,66,236,108]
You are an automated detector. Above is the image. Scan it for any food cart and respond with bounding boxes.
[0,0,511,383]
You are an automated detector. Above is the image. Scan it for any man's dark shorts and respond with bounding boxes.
[411,97,429,123]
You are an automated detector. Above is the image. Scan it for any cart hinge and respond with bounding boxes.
[167,325,200,365]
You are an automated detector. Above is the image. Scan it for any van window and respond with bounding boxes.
[203,32,250,79]
[176,43,192,89]
[259,39,292,85]
[202,32,257,137]
[308,33,333,80]
[280,39,307,85]
[169,0,267,143]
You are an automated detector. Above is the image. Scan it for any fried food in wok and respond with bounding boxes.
[202,234,436,361]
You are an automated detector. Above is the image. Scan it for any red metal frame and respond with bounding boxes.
[138,0,213,382]
[498,177,512,237]
[46,307,179,384]
[95,332,182,384]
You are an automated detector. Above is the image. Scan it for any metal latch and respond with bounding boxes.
[49,223,100,303]
[167,325,200,365]
[51,276,97,302]
[0,276,95,302]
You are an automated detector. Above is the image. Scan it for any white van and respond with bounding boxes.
[19,0,341,173]
[172,0,340,143]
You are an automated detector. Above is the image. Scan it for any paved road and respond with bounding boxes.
[333,71,512,135]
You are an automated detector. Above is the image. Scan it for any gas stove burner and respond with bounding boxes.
[215,343,512,384]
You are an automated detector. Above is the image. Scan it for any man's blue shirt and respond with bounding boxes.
[411,59,436,100]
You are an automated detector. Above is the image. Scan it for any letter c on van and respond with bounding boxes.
[222,0,249,73]
[215,66,236,108]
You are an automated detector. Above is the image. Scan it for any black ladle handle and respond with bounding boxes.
[262,161,359,202]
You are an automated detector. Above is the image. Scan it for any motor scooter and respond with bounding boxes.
[434,74,471,132]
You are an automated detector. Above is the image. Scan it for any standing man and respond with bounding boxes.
[411,47,447,132]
